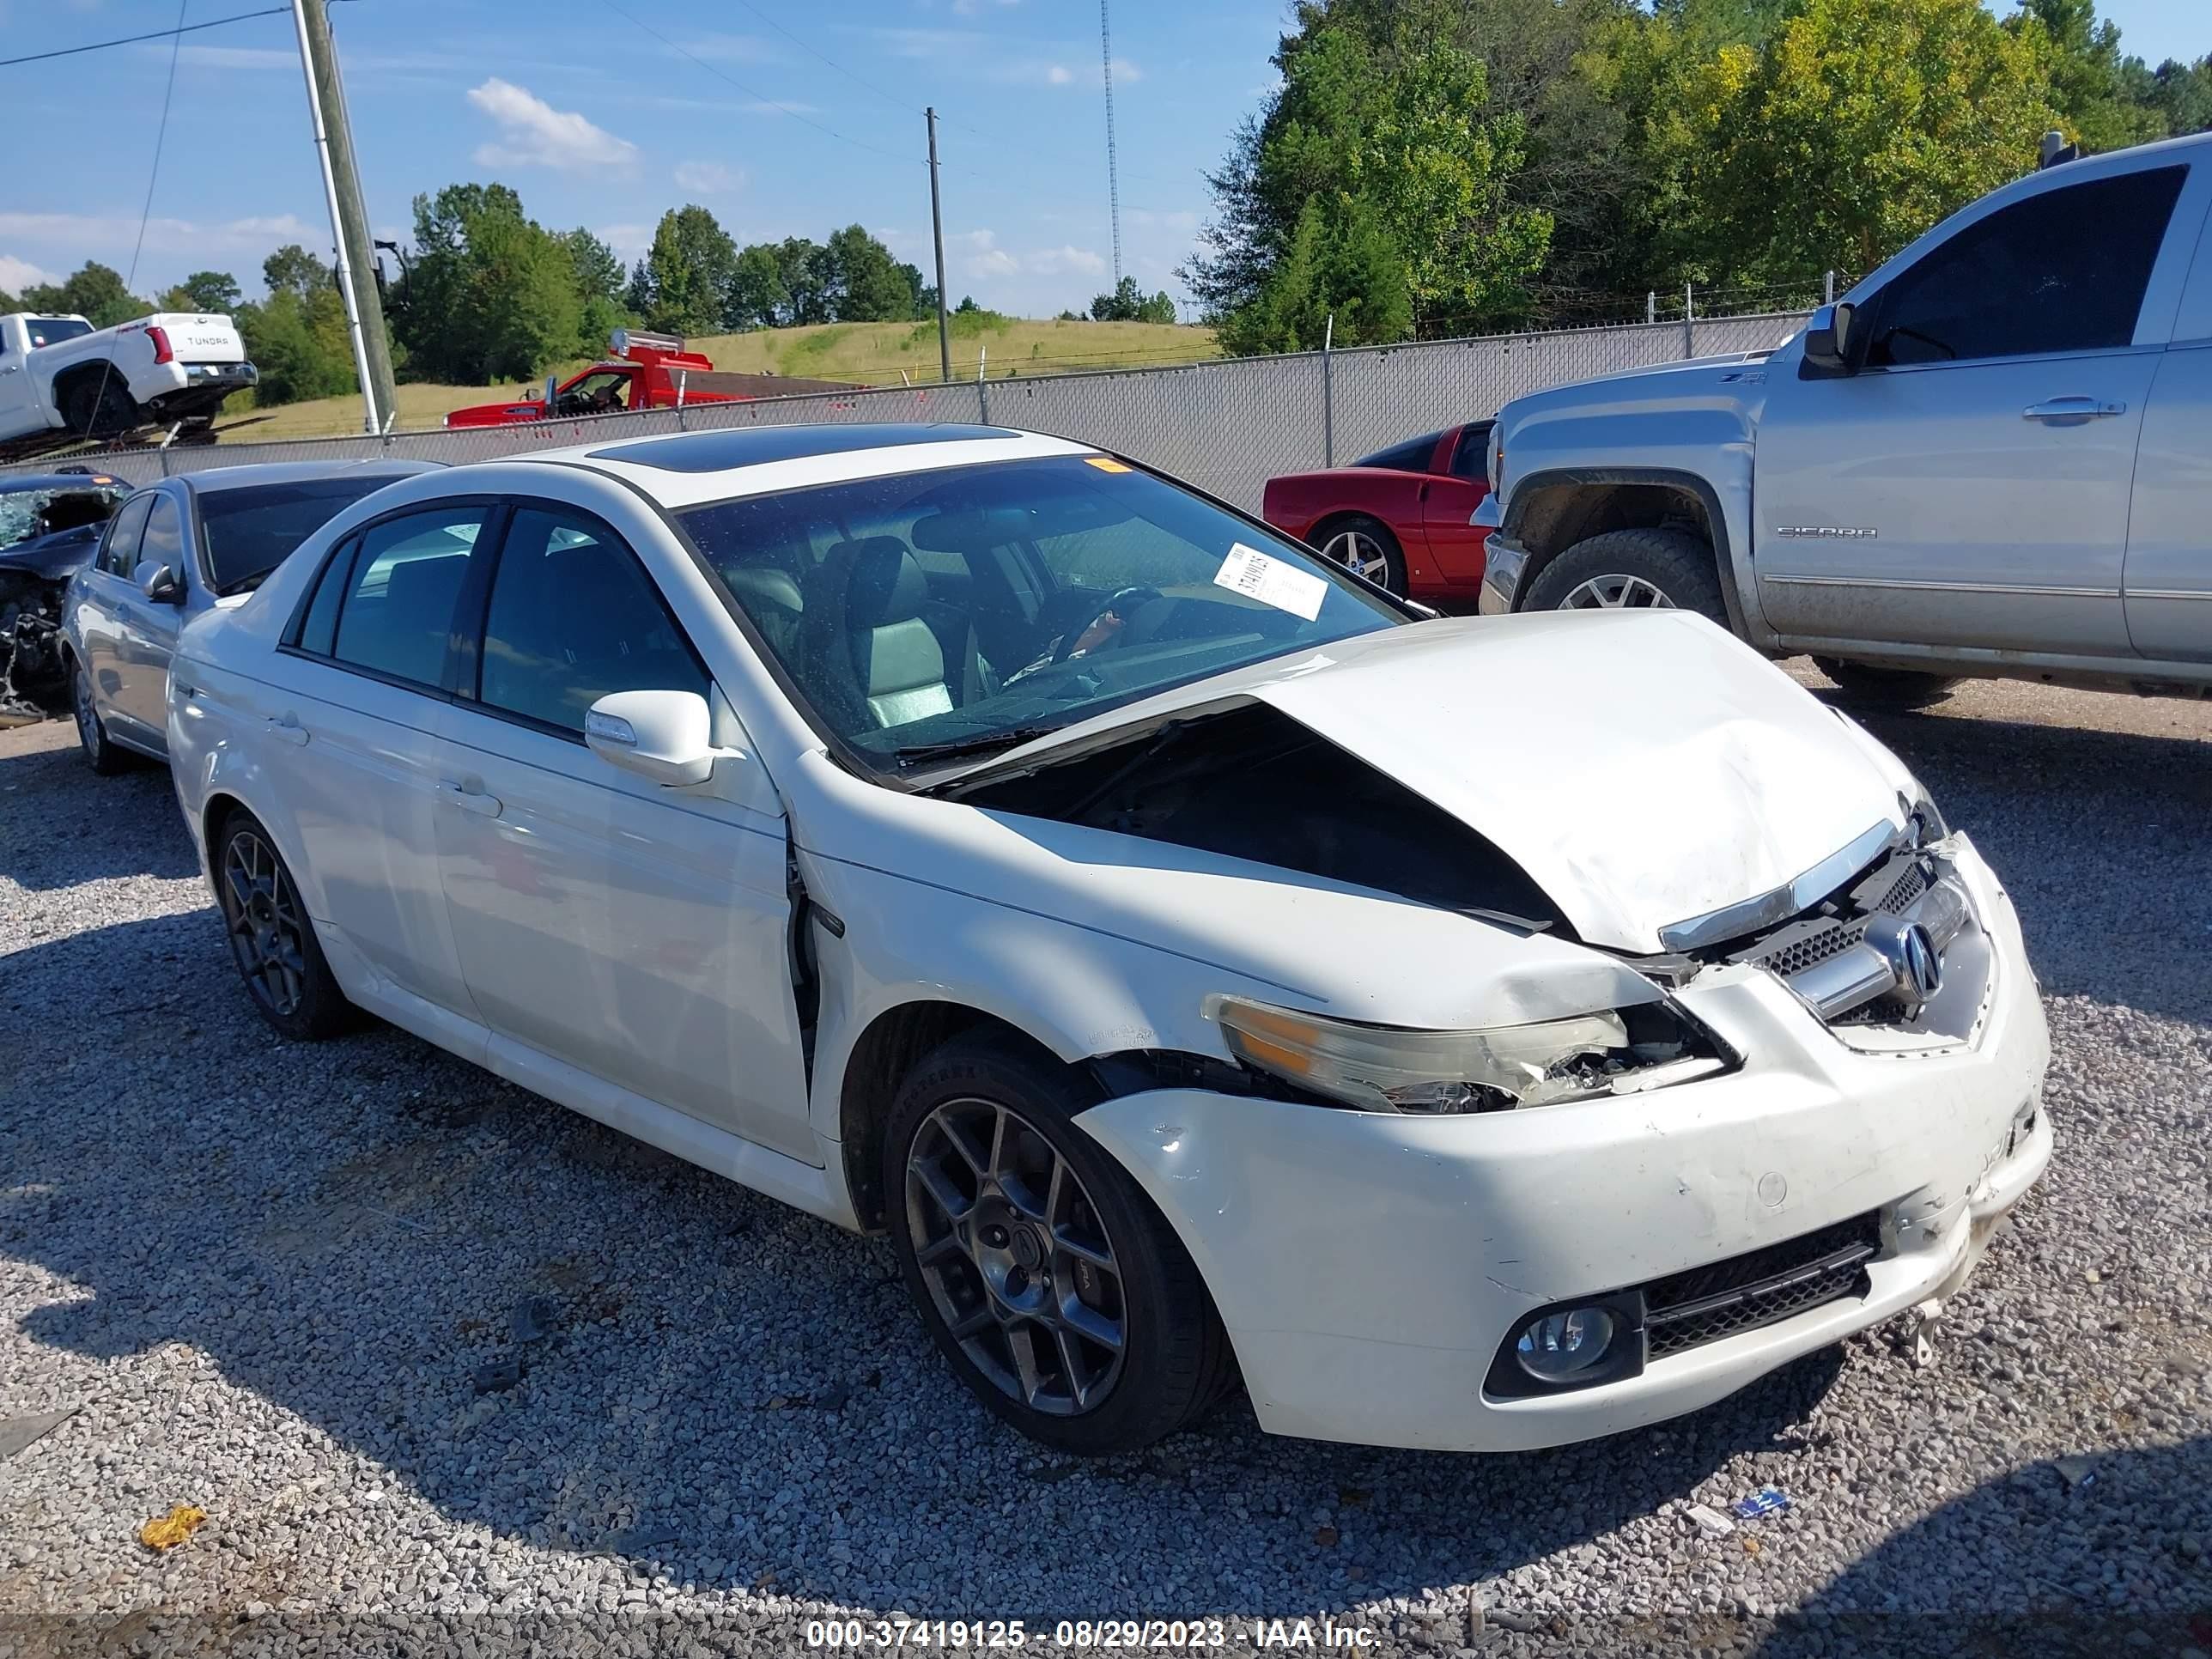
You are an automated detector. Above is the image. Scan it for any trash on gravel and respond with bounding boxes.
[138,1505,208,1552]
[1733,1485,1791,1519]
[605,1522,680,1554]
[1686,1503,1737,1537]
[511,1296,559,1343]
[471,1358,524,1395]
[2055,1455,2095,1489]
[0,1408,76,1464]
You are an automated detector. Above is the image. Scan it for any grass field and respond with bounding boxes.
[225,316,1218,442]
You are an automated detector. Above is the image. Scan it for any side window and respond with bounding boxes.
[476,507,706,734]
[139,495,184,577]
[331,506,489,689]
[1449,425,1491,482]
[100,495,152,576]
[294,536,358,656]
[1868,166,2188,368]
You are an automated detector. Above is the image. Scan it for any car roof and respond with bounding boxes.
[173,459,445,496]
[0,471,129,494]
[504,422,1097,508]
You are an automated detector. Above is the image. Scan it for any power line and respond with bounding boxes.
[723,0,920,118]
[0,3,286,70]
[591,0,910,166]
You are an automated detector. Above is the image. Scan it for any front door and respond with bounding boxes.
[110,492,187,742]
[428,501,813,1162]
[1418,425,1493,594]
[1754,163,2192,659]
[72,493,152,741]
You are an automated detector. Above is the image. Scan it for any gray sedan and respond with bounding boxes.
[62,460,440,772]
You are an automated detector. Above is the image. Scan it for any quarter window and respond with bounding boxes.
[476,507,705,734]
[100,495,152,576]
[330,507,488,689]
[1866,166,2187,368]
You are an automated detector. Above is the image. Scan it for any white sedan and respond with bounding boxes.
[165,423,2051,1454]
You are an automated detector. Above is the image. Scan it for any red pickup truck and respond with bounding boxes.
[442,330,846,428]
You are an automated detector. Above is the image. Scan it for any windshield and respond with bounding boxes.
[677,454,1405,773]
[26,318,94,349]
[0,486,129,552]
[199,473,418,594]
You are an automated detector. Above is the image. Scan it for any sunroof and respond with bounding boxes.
[586,422,1020,473]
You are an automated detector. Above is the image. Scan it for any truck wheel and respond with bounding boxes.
[62,378,143,439]
[1315,514,1407,596]
[1525,527,1728,627]
[1813,658,1960,711]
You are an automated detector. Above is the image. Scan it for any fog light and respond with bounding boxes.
[1516,1307,1617,1381]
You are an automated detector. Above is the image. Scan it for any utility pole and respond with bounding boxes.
[293,0,396,435]
[926,107,952,386]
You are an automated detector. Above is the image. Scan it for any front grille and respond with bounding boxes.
[1878,860,1929,915]
[1642,1212,1881,1359]
[1742,916,1858,977]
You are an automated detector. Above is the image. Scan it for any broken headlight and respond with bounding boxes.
[1204,994,1727,1115]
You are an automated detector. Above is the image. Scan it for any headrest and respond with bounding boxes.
[722,566,805,616]
[825,536,928,630]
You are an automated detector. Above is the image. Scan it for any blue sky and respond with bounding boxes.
[0,0,2203,321]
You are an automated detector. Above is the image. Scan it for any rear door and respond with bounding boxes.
[1753,160,2197,658]
[72,492,152,736]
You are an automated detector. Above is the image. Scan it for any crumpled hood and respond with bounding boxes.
[0,523,102,582]
[983,611,1911,957]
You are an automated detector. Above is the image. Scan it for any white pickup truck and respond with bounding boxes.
[0,311,258,458]
[1476,130,2212,705]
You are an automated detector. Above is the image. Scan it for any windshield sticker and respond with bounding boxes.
[1084,456,1132,473]
[1215,543,1326,621]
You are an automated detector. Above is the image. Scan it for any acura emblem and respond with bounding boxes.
[1864,915,1944,1006]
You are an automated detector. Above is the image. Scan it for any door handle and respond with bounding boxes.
[437,779,502,818]
[265,714,309,746]
[2023,397,2126,425]
[0,365,18,375]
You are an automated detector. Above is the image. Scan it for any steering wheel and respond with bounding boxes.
[1052,585,1160,664]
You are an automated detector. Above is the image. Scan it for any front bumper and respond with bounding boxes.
[1478,532,1531,616]
[1074,838,2051,1452]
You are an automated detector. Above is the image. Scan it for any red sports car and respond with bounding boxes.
[1261,420,1494,602]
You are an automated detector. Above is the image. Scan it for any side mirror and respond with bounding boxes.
[584,689,736,787]
[134,560,184,605]
[1801,301,1858,375]
[544,374,560,412]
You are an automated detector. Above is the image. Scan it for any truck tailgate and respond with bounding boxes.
[150,313,246,363]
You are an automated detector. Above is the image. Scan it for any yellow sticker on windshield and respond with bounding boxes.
[1085,457,1132,473]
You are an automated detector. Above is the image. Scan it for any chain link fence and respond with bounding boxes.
[12,309,1809,514]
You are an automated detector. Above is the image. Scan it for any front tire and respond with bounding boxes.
[884,1034,1235,1454]
[1316,514,1408,597]
[214,810,356,1041]
[1813,658,1960,711]
[71,659,130,775]
[1525,526,1729,626]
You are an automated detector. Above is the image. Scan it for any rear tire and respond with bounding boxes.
[62,377,143,439]
[1315,514,1408,597]
[1525,526,1729,627]
[214,809,356,1041]
[71,659,131,775]
[1813,658,1960,710]
[884,1033,1236,1454]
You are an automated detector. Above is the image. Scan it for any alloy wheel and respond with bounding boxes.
[1560,573,1676,610]
[904,1097,1127,1416]
[221,830,311,1018]
[1321,528,1393,586]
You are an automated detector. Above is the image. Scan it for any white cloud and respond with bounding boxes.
[673,160,744,196]
[598,223,656,263]
[0,211,317,255]
[1028,245,1105,276]
[0,253,58,292]
[466,77,637,172]
[1046,64,1073,85]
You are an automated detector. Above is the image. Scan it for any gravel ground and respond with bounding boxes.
[2,671,2209,1659]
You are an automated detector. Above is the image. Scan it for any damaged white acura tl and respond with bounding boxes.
[165,423,2051,1454]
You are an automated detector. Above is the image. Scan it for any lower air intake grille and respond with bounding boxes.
[1643,1212,1881,1360]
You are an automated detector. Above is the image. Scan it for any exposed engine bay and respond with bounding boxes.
[0,479,125,726]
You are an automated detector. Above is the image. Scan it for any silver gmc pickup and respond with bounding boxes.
[1476,130,2212,706]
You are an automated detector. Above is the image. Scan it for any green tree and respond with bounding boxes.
[1648,0,2059,282]
[162,270,243,313]
[392,183,580,382]
[262,245,332,301]
[1186,14,1548,349]
[641,205,738,337]
[19,263,154,328]
[775,238,832,325]
[819,224,918,321]
[1215,191,1413,355]
[2147,56,2212,134]
[2006,0,2166,150]
[558,228,629,356]
[724,243,789,331]
[0,288,15,313]
[1089,276,1178,323]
